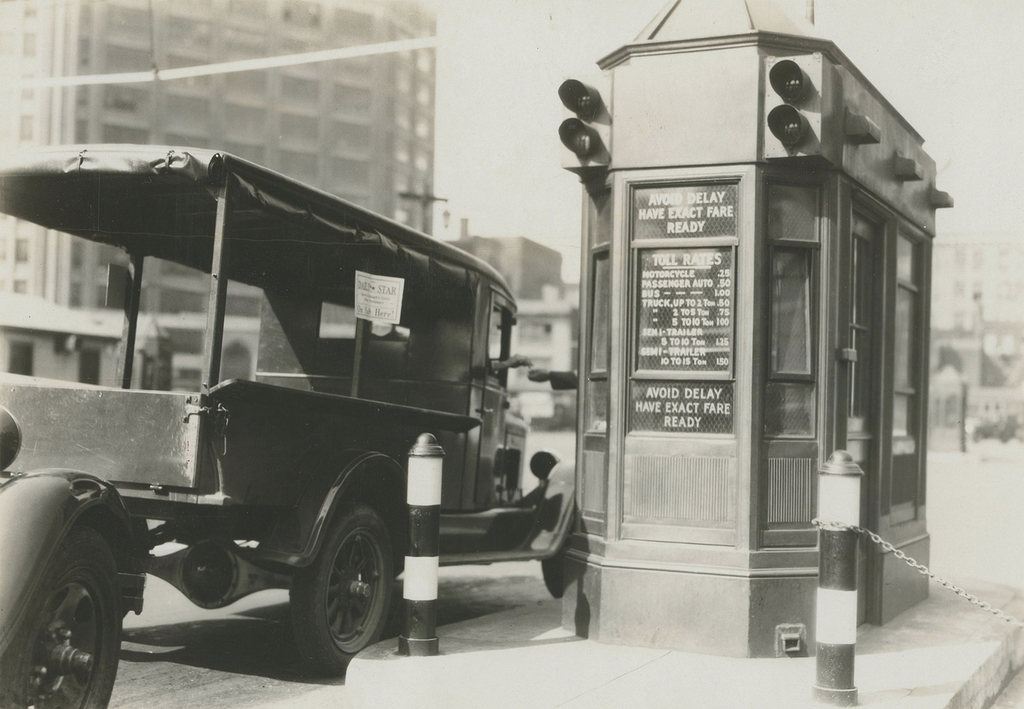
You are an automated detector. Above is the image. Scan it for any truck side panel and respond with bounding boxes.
[0,378,200,488]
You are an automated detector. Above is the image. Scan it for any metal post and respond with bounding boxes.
[813,450,864,706]
[399,433,444,656]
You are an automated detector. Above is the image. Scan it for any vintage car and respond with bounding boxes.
[0,145,576,709]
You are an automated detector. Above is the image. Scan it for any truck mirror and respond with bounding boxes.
[530,450,560,481]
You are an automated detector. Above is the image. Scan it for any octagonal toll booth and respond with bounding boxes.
[562,0,952,658]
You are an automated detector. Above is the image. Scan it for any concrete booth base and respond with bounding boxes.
[562,553,820,658]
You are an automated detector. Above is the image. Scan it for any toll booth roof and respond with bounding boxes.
[635,0,821,43]
[0,144,512,305]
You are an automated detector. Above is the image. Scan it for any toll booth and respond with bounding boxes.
[560,0,952,658]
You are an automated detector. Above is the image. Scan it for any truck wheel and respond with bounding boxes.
[541,540,569,599]
[0,526,122,709]
[290,503,394,676]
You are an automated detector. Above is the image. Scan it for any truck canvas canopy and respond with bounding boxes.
[0,145,511,315]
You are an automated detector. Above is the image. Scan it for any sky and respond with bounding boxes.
[419,0,1024,282]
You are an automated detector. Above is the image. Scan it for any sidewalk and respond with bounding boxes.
[270,578,1024,709]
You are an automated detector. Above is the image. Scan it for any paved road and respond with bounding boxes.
[109,431,577,708]
[110,562,554,708]
[107,433,1024,708]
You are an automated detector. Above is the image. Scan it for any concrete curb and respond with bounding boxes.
[262,580,1024,709]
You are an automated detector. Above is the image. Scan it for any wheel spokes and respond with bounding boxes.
[325,530,381,644]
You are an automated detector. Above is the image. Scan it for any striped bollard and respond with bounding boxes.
[813,450,864,706]
[399,433,443,656]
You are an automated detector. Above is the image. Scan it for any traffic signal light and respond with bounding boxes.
[764,54,824,159]
[558,78,610,176]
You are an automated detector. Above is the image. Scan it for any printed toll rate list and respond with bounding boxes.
[636,247,733,373]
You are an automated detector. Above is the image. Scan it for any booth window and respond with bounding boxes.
[586,250,610,433]
[891,233,922,515]
[765,183,818,438]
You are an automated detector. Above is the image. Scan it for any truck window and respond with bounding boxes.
[487,298,513,387]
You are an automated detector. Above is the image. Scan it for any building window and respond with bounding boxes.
[330,120,370,153]
[13,280,28,294]
[165,133,208,148]
[225,70,265,94]
[15,239,29,263]
[23,33,36,58]
[330,157,369,187]
[79,349,101,385]
[224,142,264,163]
[105,44,149,73]
[78,37,91,69]
[333,85,371,112]
[282,0,321,28]
[8,341,33,375]
[279,150,318,182]
[519,321,552,343]
[229,0,265,18]
[102,125,149,143]
[280,112,319,143]
[281,75,320,104]
[333,8,372,36]
[19,116,33,141]
[104,86,148,113]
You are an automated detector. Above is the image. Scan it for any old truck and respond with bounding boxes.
[0,145,576,709]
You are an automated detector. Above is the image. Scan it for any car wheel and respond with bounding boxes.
[290,503,394,676]
[0,526,122,709]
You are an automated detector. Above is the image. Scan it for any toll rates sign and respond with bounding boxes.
[635,247,734,374]
[630,381,734,434]
[633,183,737,240]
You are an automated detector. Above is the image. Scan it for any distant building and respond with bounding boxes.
[0,292,121,385]
[451,234,565,301]
[0,0,436,388]
[930,232,1024,387]
[929,232,1024,445]
[451,227,579,429]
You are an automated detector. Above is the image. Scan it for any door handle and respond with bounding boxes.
[476,407,494,415]
[836,348,858,362]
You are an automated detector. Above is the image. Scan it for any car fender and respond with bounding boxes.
[0,470,135,657]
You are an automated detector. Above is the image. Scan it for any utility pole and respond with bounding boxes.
[398,186,448,235]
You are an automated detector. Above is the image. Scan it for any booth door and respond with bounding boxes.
[842,213,882,625]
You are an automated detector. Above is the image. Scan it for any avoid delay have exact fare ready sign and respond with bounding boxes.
[630,183,737,435]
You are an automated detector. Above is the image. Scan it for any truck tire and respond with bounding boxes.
[290,503,394,675]
[0,526,122,709]
[541,540,569,599]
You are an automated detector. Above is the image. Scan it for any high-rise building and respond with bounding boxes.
[0,0,436,388]
[0,0,436,302]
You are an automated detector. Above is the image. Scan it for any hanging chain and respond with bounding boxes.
[812,519,1024,628]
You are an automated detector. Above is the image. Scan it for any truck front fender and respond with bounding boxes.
[531,458,577,559]
[0,470,137,657]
